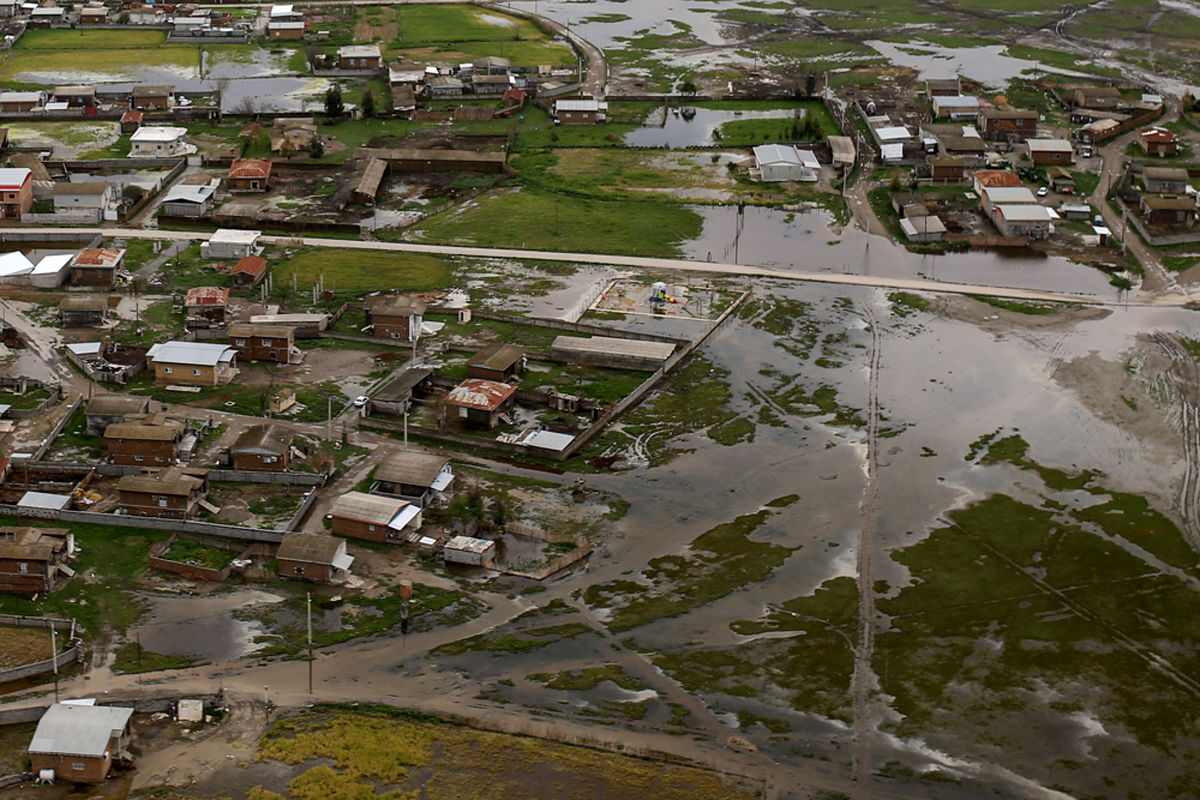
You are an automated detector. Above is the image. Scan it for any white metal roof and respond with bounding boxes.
[30,704,134,757]
[0,91,42,103]
[1027,138,1073,152]
[130,126,187,143]
[67,342,103,357]
[0,250,33,277]
[983,186,1037,204]
[874,125,911,142]
[268,21,305,29]
[997,204,1056,221]
[446,535,494,554]
[18,491,70,510]
[388,503,421,531]
[1093,225,1112,235]
[270,3,294,16]
[556,98,605,112]
[880,143,904,160]
[209,228,261,245]
[931,95,981,108]
[900,216,947,237]
[32,253,73,275]
[519,429,575,452]
[44,101,69,111]
[0,167,30,189]
[162,184,215,204]
[339,44,381,58]
[147,341,237,367]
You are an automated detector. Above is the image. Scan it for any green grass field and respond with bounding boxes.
[396,4,542,44]
[15,28,168,49]
[404,188,704,258]
[281,248,454,292]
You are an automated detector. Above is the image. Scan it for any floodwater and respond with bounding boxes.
[217,76,333,114]
[624,107,799,148]
[203,47,301,80]
[511,0,737,50]
[863,39,1096,88]
[130,589,285,662]
[681,204,1120,298]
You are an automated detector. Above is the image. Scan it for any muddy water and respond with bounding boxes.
[130,590,285,662]
[863,40,1093,87]
[624,107,798,148]
[513,0,737,50]
[682,204,1120,297]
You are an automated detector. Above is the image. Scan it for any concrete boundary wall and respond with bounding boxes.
[0,505,286,544]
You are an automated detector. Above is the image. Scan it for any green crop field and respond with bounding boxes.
[281,248,454,293]
[15,28,168,49]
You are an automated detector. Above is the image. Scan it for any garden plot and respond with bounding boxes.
[5,121,120,160]
[203,482,310,531]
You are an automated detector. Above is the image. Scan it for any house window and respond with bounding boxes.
[367,524,376,531]
[17,562,27,573]
[263,456,276,463]
[294,565,304,575]
[163,367,173,374]
[234,339,246,346]
[133,455,144,462]
[262,339,272,347]
[192,369,201,376]
[71,762,85,772]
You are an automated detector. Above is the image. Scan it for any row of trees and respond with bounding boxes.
[323,85,383,119]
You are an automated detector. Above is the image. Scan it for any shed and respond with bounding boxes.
[69,248,125,289]
[276,533,353,583]
[86,395,150,435]
[351,157,386,206]
[372,451,453,506]
[229,423,292,471]
[444,378,517,429]
[29,703,134,784]
[899,215,947,242]
[230,255,268,288]
[444,535,495,566]
[227,158,272,192]
[370,367,434,416]
[160,184,216,218]
[1143,166,1189,194]
[60,295,108,327]
[328,491,422,543]
[1027,139,1074,165]
[202,229,261,259]
[366,294,424,341]
[549,335,675,370]
[752,143,818,182]
[466,342,525,381]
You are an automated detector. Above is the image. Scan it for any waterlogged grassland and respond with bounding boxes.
[584,497,800,633]
[871,432,1200,796]
[655,575,858,721]
[251,707,757,800]
[430,621,596,658]
[527,664,647,691]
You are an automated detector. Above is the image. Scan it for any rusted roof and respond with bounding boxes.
[1139,126,1178,144]
[72,248,124,268]
[229,158,272,180]
[105,419,183,441]
[973,170,1023,188]
[445,378,516,412]
[230,255,267,277]
[185,286,230,307]
[120,110,143,124]
[467,342,524,371]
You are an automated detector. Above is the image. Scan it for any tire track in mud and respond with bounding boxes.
[1151,332,1200,548]
[851,300,883,789]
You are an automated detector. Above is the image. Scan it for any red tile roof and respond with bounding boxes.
[229,158,272,180]
[120,110,143,124]
[73,248,123,267]
[231,255,267,278]
[973,170,1024,188]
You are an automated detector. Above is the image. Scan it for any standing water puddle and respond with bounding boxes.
[625,107,798,148]
[131,589,285,662]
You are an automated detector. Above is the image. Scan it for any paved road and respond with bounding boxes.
[3,226,1167,307]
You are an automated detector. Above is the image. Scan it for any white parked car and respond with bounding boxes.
[353,395,370,408]
[1037,186,1048,197]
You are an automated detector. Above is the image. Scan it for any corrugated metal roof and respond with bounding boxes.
[72,248,125,268]
[0,251,34,277]
[330,491,409,525]
[32,254,73,276]
[445,379,516,411]
[232,423,291,454]
[30,704,133,757]
[18,491,70,510]
[230,255,267,277]
[1027,138,1073,152]
[277,532,346,564]
[162,184,214,205]
[147,341,236,367]
[0,167,28,190]
[550,335,674,362]
[209,229,261,245]
[366,294,426,317]
[105,420,182,441]
[87,395,149,416]
[467,342,524,371]
[445,535,494,555]
[117,467,205,496]
[375,451,450,487]
[185,286,230,307]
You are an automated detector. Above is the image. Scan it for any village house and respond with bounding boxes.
[1077,117,1121,144]
[159,183,216,217]
[202,229,261,259]
[86,395,151,435]
[329,491,423,543]
[980,185,1037,216]
[367,294,425,341]
[389,60,426,86]
[972,169,1030,194]
[1027,139,1074,165]
[80,3,110,24]
[267,21,305,39]
[371,450,454,508]
[228,158,272,192]
[69,248,124,289]
[0,527,73,594]
[1073,86,1121,110]
[131,85,173,110]
[130,126,189,158]
[473,55,511,75]
[553,97,607,124]
[338,44,382,69]
[0,91,44,112]
[444,378,517,429]
[427,75,464,98]
[1138,126,1180,157]
[29,704,134,784]
[229,423,292,471]
[127,4,165,25]
[53,85,96,108]
[927,155,965,182]
[931,95,981,120]
[900,215,947,242]
[992,204,1056,239]
[276,533,353,583]
[1141,194,1194,226]
[1143,166,1189,194]
[172,13,211,35]
[924,77,961,96]
[391,85,417,117]
[227,322,294,363]
[116,467,209,519]
[472,74,512,95]
[30,6,66,26]
[466,342,525,382]
[59,295,108,327]
[52,182,116,219]
[230,255,268,288]
[146,341,238,386]
[185,286,230,326]
[752,143,819,182]
[1047,166,1076,194]
[0,167,32,219]
[977,106,1038,139]
[104,414,185,466]
[370,367,433,416]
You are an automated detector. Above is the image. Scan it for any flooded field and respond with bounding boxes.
[624,107,797,148]
[130,589,285,662]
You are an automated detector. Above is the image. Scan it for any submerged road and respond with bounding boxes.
[4,226,1177,307]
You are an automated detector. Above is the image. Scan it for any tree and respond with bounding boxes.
[309,136,325,159]
[361,89,376,119]
[680,79,697,96]
[888,174,902,192]
[324,84,344,119]
[805,73,816,99]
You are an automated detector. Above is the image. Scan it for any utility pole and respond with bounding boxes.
[327,395,332,440]
[306,592,313,696]
[50,623,59,703]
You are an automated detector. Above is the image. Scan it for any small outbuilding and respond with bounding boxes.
[59,295,108,327]
[328,491,423,543]
[230,423,292,471]
[466,343,525,382]
[29,703,134,784]
[444,378,516,429]
[372,450,454,507]
[277,533,353,583]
